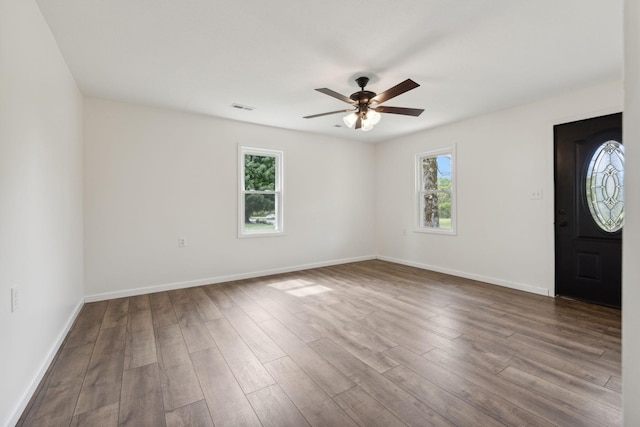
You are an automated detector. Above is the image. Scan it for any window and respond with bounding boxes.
[586,140,624,233]
[239,146,283,237]
[416,147,455,234]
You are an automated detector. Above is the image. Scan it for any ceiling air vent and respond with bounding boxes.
[231,103,255,111]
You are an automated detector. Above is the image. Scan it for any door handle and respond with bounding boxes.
[557,220,568,227]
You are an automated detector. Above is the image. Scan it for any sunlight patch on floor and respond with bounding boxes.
[267,279,314,290]
[286,285,333,297]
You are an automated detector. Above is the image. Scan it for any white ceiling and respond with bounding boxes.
[36,0,622,143]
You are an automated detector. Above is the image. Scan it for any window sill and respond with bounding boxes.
[238,230,286,239]
[414,228,456,236]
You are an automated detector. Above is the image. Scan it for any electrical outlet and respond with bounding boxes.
[530,189,543,200]
[178,237,186,247]
[11,287,19,312]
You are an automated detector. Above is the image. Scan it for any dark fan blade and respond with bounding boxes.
[303,109,353,119]
[355,116,362,129]
[371,79,420,104]
[375,106,424,116]
[315,88,355,104]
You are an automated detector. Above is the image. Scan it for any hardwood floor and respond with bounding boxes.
[18,260,622,426]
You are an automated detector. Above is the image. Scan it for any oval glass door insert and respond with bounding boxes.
[586,140,624,232]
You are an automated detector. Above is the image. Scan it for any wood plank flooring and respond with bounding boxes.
[17,260,622,426]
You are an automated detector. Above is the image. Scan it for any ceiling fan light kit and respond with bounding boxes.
[304,76,424,132]
[344,110,380,131]
[343,112,358,128]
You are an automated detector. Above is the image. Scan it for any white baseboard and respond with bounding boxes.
[84,255,549,302]
[84,254,550,302]
[377,255,551,297]
[84,255,377,302]
[6,298,84,427]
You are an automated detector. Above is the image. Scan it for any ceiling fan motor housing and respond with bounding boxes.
[350,90,376,113]
[351,77,376,114]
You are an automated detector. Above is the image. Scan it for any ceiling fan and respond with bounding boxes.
[303,76,424,131]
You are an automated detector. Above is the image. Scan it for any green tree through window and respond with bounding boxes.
[417,148,455,233]
[244,155,276,224]
[239,147,283,236]
[423,157,440,227]
[244,155,275,191]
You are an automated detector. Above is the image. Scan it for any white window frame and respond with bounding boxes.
[238,146,284,238]
[415,146,456,235]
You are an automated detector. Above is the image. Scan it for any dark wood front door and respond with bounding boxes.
[554,113,623,308]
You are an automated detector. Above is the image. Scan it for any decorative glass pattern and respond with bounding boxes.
[586,140,624,232]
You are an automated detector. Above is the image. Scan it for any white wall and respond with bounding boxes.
[0,0,84,425]
[623,0,640,423]
[376,81,622,296]
[83,98,376,299]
